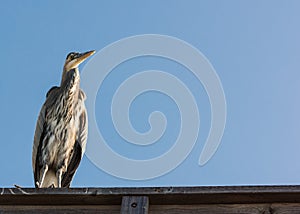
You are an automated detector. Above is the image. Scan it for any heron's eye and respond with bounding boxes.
[66,52,77,61]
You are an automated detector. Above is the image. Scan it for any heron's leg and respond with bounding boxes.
[57,157,68,188]
[38,164,48,188]
[56,168,63,188]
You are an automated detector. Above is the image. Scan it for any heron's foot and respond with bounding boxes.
[14,184,22,188]
[48,183,55,188]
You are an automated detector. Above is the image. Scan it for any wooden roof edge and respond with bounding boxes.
[2,185,300,195]
[1,185,300,205]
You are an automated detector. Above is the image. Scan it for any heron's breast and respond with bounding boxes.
[43,97,77,164]
[43,121,76,166]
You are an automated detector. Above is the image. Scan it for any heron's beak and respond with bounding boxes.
[75,50,96,66]
[64,50,96,72]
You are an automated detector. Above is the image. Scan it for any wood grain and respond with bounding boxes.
[2,186,300,213]
[150,204,300,214]
[0,205,120,214]
[121,196,149,214]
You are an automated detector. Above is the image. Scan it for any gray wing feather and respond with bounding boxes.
[32,104,46,175]
[32,87,59,179]
[77,89,88,155]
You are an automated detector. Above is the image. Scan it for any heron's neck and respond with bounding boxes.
[58,68,80,122]
[61,67,79,84]
[60,68,80,96]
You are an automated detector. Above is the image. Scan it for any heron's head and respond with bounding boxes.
[63,50,95,72]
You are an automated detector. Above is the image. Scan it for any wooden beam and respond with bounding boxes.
[121,196,149,214]
[0,205,120,214]
[2,185,300,213]
[2,185,300,205]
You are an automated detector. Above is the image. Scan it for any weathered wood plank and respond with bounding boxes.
[121,196,149,214]
[1,186,300,206]
[2,187,300,213]
[3,203,300,214]
[150,203,300,214]
[0,205,120,214]
[150,204,271,214]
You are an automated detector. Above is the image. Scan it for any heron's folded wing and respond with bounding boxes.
[77,89,88,155]
[32,87,59,187]
[32,104,46,186]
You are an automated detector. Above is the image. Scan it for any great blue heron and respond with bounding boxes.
[32,50,95,188]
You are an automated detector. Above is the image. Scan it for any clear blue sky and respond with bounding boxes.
[1,1,300,187]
